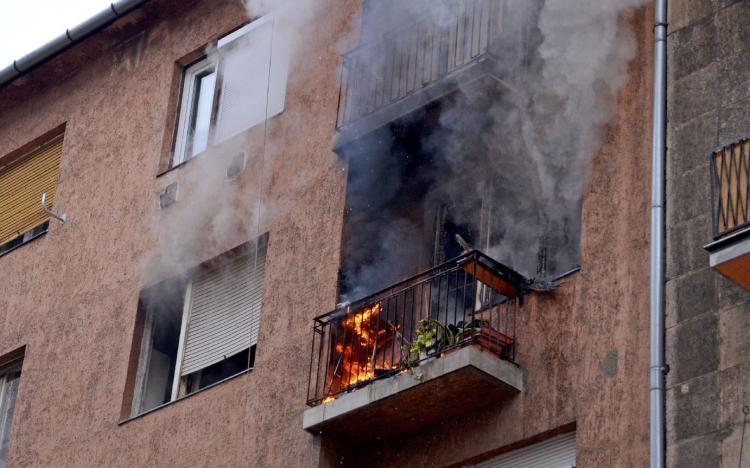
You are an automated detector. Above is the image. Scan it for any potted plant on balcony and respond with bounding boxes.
[409,319,439,363]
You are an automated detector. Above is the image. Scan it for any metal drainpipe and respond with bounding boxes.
[651,0,668,467]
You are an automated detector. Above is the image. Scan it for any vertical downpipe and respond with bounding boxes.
[651,0,668,467]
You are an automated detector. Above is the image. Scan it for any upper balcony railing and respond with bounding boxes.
[306,250,527,407]
[335,0,505,131]
[711,135,750,239]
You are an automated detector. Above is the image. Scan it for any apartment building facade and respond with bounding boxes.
[666,1,750,467]
[0,0,658,467]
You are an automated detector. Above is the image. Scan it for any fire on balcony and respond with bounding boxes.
[306,250,526,407]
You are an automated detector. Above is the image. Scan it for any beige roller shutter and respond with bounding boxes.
[474,432,577,468]
[180,245,267,376]
[214,12,289,144]
[0,136,63,246]
[215,17,274,143]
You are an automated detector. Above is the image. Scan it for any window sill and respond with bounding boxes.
[155,155,197,178]
[156,111,284,179]
[0,229,48,259]
[117,367,253,426]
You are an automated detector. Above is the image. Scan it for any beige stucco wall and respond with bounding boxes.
[0,0,653,467]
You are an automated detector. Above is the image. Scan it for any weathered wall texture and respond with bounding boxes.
[0,0,652,467]
[0,0,357,466]
[665,1,750,467]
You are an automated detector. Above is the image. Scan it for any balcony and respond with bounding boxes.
[303,251,526,438]
[332,0,532,152]
[706,135,750,290]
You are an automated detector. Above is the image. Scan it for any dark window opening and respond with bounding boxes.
[184,346,255,393]
[135,277,186,414]
[338,89,582,303]
[0,221,49,257]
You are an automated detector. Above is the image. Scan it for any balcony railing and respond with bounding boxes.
[712,135,750,239]
[335,0,504,131]
[306,251,526,407]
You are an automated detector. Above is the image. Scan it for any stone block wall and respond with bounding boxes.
[666,1,750,465]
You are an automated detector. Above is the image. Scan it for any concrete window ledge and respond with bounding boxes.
[302,346,524,440]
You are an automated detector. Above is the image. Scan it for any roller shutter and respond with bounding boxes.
[214,13,290,143]
[0,136,63,247]
[180,244,267,376]
[474,432,576,468]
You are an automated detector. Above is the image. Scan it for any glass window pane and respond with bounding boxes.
[190,71,216,158]
[0,369,21,468]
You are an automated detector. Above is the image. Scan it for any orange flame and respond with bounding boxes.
[325,302,402,402]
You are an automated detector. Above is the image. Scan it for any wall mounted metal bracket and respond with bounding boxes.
[41,193,67,225]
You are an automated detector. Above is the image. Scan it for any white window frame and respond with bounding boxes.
[0,358,23,468]
[172,57,219,166]
[170,11,288,168]
[172,278,194,400]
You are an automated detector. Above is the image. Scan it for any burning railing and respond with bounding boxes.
[712,135,750,239]
[335,0,512,131]
[306,251,526,407]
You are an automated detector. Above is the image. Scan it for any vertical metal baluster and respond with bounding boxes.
[729,147,737,228]
[371,301,380,382]
[461,258,469,342]
[428,22,436,84]
[348,56,358,124]
[412,286,419,359]
[512,293,518,361]
[417,23,426,88]
[742,142,749,226]
[472,0,480,59]
[349,309,360,389]
[398,29,407,99]
[453,268,460,335]
[488,265,500,351]
[354,307,366,388]
[357,56,369,121]
[711,149,718,237]
[380,298,390,374]
[400,288,409,368]
[470,253,478,343]
[409,23,419,92]
[388,38,397,102]
[721,148,729,232]
[505,285,511,356]
[375,43,386,111]
[363,48,374,116]
[307,326,317,403]
[441,269,447,344]
[390,294,400,371]
[338,314,348,394]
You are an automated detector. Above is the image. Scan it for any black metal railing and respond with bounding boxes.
[711,135,750,239]
[306,251,526,407]
[335,0,504,131]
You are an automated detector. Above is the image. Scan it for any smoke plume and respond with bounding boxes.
[340,0,650,300]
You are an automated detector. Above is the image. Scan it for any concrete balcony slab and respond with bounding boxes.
[302,345,523,440]
[705,228,750,291]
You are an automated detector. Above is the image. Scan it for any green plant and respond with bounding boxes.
[400,318,491,381]
[405,319,438,356]
[432,319,473,348]
[403,318,489,358]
